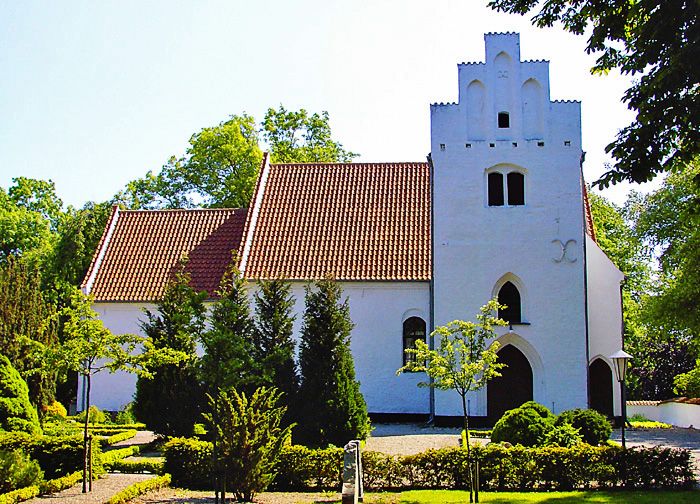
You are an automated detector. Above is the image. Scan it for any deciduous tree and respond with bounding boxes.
[488,0,700,187]
[398,299,506,503]
[46,289,184,493]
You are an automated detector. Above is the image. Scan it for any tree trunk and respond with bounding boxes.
[82,373,91,493]
[461,392,474,503]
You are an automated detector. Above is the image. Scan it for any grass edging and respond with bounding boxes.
[105,474,171,504]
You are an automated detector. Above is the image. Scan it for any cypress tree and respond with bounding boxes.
[296,278,369,447]
[253,278,298,424]
[133,267,206,436]
[200,262,256,396]
[0,257,58,410]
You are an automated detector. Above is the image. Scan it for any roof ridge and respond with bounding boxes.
[119,207,245,213]
[269,161,429,167]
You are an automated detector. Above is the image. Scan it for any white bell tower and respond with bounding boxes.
[430,33,589,420]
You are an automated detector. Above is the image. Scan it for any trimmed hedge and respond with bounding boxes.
[100,430,137,446]
[0,470,83,504]
[105,474,171,504]
[101,446,140,466]
[109,459,164,475]
[163,437,212,489]
[163,438,695,491]
[0,432,102,479]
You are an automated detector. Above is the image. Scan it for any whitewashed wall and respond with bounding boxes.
[628,402,700,429]
[83,282,431,415]
[77,303,155,412]
[586,235,624,415]
[431,33,589,416]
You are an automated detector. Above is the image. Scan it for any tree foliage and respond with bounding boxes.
[262,105,357,164]
[203,387,293,503]
[200,261,257,396]
[0,355,42,436]
[297,278,370,447]
[398,299,506,501]
[253,278,298,423]
[488,0,700,187]
[0,257,59,408]
[134,268,206,437]
[0,185,54,265]
[117,106,355,210]
[46,289,184,493]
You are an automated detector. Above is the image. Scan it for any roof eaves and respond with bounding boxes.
[81,204,121,295]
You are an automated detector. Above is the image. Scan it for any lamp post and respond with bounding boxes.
[610,349,633,449]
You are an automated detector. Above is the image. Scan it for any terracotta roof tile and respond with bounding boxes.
[243,162,431,281]
[85,208,247,302]
[583,185,596,242]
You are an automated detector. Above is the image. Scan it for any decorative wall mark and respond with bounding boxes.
[552,239,577,263]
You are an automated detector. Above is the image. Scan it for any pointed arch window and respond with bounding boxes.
[403,317,426,366]
[498,281,521,324]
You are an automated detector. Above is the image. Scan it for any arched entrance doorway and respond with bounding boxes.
[589,359,614,418]
[487,344,533,422]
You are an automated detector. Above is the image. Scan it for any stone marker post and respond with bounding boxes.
[341,440,364,503]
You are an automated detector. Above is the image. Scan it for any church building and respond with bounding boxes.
[81,33,624,423]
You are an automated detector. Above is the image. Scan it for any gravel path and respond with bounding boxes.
[24,473,154,504]
[25,430,160,503]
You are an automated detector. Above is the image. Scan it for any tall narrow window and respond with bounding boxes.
[498,112,510,128]
[488,172,504,206]
[498,282,521,324]
[403,317,426,366]
[507,172,525,205]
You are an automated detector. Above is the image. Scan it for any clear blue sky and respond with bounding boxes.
[0,0,654,208]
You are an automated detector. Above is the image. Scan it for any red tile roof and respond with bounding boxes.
[242,162,431,281]
[83,207,247,302]
[583,186,596,242]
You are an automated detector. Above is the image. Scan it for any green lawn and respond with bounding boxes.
[356,490,699,504]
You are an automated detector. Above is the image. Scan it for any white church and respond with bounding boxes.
[80,33,624,424]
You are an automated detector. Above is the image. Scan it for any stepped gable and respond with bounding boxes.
[243,162,431,281]
[83,207,247,302]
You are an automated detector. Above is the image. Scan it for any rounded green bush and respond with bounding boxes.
[0,355,42,436]
[555,408,612,445]
[491,401,555,447]
[76,405,108,424]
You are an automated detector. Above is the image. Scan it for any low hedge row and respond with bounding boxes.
[109,459,164,475]
[163,438,694,491]
[0,433,102,479]
[100,430,137,446]
[101,446,140,466]
[0,470,83,504]
[105,474,171,504]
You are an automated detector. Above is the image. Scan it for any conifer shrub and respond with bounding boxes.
[296,278,370,447]
[0,449,43,493]
[555,408,612,446]
[203,387,293,502]
[491,401,555,447]
[0,355,41,436]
